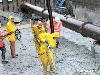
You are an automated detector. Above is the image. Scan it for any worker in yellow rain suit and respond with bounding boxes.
[47,17,62,48]
[31,20,47,74]
[38,32,59,75]
[31,20,45,50]
[32,20,59,75]
[5,16,16,58]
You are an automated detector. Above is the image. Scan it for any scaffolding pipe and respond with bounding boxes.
[21,3,100,41]
[46,0,54,33]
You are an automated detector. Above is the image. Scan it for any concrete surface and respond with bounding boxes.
[0,26,99,75]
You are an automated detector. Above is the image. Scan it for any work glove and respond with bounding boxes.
[5,32,13,37]
[48,45,52,49]
[34,34,37,38]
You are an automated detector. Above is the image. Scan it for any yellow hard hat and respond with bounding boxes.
[8,16,13,20]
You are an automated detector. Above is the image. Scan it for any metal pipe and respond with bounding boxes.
[21,3,100,41]
[46,0,54,33]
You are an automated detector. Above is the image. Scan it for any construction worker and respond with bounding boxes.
[32,20,48,75]
[31,20,45,47]
[38,32,59,75]
[32,20,59,75]
[32,20,46,57]
[5,16,17,58]
[47,16,62,48]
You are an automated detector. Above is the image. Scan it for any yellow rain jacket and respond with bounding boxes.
[32,24,46,51]
[32,25,45,36]
[38,32,60,48]
[6,16,16,41]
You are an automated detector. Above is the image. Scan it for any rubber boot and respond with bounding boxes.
[43,64,48,75]
[48,49,56,74]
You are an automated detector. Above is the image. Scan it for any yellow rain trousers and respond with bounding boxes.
[6,17,16,41]
[32,24,59,75]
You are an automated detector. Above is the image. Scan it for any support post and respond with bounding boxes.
[46,0,54,33]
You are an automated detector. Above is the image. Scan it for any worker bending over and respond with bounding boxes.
[47,16,62,48]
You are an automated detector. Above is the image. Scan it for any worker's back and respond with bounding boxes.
[6,16,16,41]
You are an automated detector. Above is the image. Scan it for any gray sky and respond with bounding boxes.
[0,0,2,2]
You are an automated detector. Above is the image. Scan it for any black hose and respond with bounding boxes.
[46,0,54,33]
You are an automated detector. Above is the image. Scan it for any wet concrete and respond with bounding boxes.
[0,27,99,75]
[0,6,100,75]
